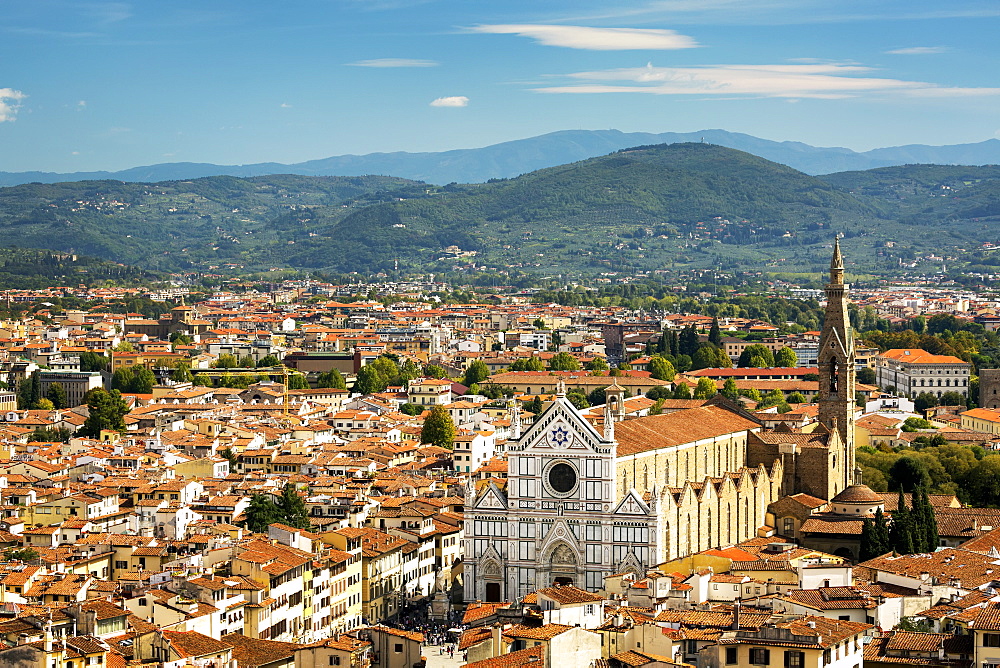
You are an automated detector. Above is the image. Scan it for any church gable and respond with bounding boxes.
[613,489,651,516]
[474,483,508,510]
[515,397,609,455]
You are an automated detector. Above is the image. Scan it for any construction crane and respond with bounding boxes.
[191,365,302,419]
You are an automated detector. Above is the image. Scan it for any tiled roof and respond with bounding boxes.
[615,406,759,456]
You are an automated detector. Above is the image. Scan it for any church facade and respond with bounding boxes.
[464,243,855,600]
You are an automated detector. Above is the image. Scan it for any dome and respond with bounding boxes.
[831,484,883,504]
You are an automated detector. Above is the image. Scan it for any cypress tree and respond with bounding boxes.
[890,490,915,555]
[709,317,722,347]
[859,519,876,562]
[872,508,891,557]
[917,487,939,553]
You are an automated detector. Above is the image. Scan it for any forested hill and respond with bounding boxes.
[1,144,1000,278]
[288,142,885,273]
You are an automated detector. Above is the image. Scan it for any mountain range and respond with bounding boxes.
[3,130,1000,187]
[3,143,998,278]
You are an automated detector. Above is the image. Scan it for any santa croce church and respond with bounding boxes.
[465,242,857,602]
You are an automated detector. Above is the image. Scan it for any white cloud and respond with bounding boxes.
[280,102,292,108]
[469,24,698,50]
[348,58,439,68]
[534,62,1000,99]
[886,46,949,55]
[77,100,87,109]
[0,88,26,122]
[430,96,469,107]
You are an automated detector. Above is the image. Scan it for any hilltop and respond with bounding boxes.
[1,144,1000,278]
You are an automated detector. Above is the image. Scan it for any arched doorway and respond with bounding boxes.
[549,543,578,586]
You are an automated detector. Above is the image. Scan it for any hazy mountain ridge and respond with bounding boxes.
[1,144,999,278]
[3,130,1000,187]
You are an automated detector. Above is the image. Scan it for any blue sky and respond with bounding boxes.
[3,0,999,172]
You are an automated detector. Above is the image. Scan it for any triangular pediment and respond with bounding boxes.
[613,489,650,516]
[513,396,610,455]
[474,483,508,510]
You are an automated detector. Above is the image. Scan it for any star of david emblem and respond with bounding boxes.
[549,425,570,447]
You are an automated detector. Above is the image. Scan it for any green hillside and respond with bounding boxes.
[0,174,420,271]
[285,143,887,274]
[1,145,999,278]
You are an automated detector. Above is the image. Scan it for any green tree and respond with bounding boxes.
[45,382,68,410]
[939,391,966,407]
[857,367,876,385]
[30,426,73,442]
[693,377,717,400]
[171,363,194,383]
[586,357,609,372]
[549,352,580,371]
[219,447,238,469]
[355,365,384,395]
[463,360,490,386]
[238,355,256,368]
[774,347,797,368]
[785,392,806,404]
[720,377,740,402]
[192,373,213,387]
[649,356,676,381]
[966,457,1000,506]
[17,371,41,410]
[914,393,939,412]
[565,391,589,410]
[708,317,722,347]
[738,344,775,368]
[79,352,108,372]
[524,397,544,415]
[889,456,931,492]
[213,353,239,369]
[79,388,129,438]
[399,403,423,416]
[678,326,700,357]
[130,366,156,394]
[277,483,311,530]
[257,355,281,368]
[316,368,347,390]
[2,547,39,562]
[673,382,692,400]
[758,389,787,410]
[423,364,449,379]
[890,490,916,554]
[286,373,309,390]
[242,493,282,533]
[421,405,456,449]
[35,398,54,410]
[510,357,545,372]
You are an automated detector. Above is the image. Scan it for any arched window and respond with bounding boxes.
[829,358,839,393]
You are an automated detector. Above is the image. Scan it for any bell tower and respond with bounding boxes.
[818,238,855,494]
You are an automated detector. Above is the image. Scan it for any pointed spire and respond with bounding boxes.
[556,377,566,397]
[830,236,844,285]
[509,399,522,440]
[604,402,615,442]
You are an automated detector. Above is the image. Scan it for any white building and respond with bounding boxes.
[876,348,970,399]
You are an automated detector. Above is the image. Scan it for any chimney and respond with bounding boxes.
[733,600,741,630]
[492,625,502,658]
[43,625,52,652]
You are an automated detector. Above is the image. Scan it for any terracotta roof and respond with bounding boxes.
[831,484,883,504]
[615,405,759,456]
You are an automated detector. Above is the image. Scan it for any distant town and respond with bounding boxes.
[0,244,999,668]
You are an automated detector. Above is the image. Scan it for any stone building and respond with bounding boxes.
[464,242,854,600]
[875,348,970,399]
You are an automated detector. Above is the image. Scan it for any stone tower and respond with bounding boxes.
[979,369,1000,410]
[817,238,855,494]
